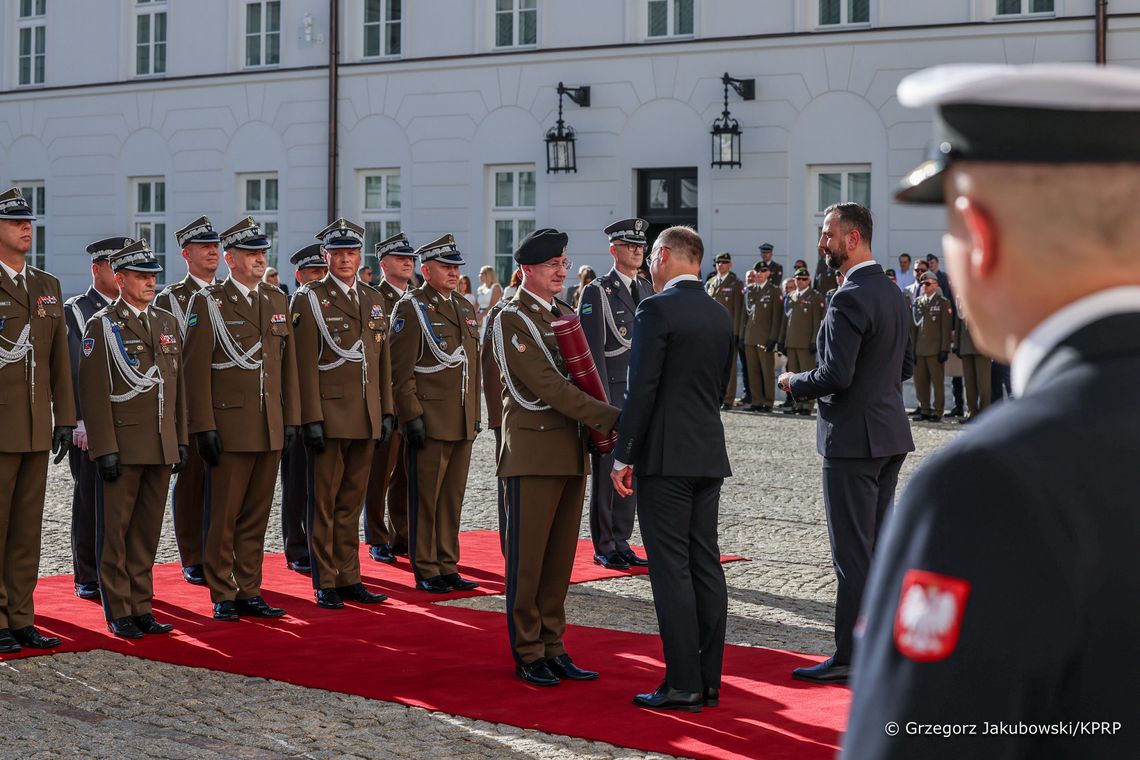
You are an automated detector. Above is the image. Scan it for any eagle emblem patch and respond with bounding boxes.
[893,569,971,663]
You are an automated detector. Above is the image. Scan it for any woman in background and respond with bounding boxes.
[502,268,522,300]
[476,265,502,340]
[459,275,478,309]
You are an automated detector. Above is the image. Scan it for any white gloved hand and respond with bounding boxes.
[73,419,88,451]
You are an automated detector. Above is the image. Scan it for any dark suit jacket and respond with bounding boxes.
[615,279,734,477]
[844,311,1140,760]
[789,262,914,459]
[65,286,113,417]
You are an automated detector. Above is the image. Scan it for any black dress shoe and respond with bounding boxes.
[315,588,344,609]
[632,682,702,712]
[108,617,144,639]
[617,549,649,567]
[181,565,206,585]
[546,653,598,681]
[235,596,286,618]
[213,600,240,622]
[74,582,101,600]
[792,656,851,684]
[910,411,927,421]
[0,629,21,653]
[417,576,452,594]
[132,614,173,634]
[390,543,409,556]
[516,660,560,687]
[287,559,311,574]
[593,552,629,570]
[368,544,397,564]
[440,573,480,591]
[11,625,60,649]
[336,582,387,604]
[947,406,964,417]
[703,687,720,707]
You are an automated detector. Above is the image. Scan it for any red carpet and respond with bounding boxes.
[12,532,849,759]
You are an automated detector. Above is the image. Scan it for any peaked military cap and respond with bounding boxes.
[604,218,648,245]
[290,243,327,270]
[416,234,465,265]
[758,242,774,252]
[110,239,163,273]
[376,232,417,259]
[714,252,732,263]
[175,216,221,248]
[0,188,35,221]
[794,268,810,278]
[87,236,134,263]
[514,228,567,265]
[896,63,1140,204]
[317,218,365,249]
[918,271,938,283]
[754,262,770,272]
[220,216,271,251]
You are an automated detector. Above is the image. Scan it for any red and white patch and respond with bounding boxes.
[270,313,286,324]
[893,569,970,663]
[159,333,176,346]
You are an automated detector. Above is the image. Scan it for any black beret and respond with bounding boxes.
[514,228,567,265]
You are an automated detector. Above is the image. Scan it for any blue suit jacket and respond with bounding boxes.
[789,262,915,459]
[615,280,734,477]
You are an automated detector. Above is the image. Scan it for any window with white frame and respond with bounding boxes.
[809,165,870,245]
[818,0,870,26]
[240,173,279,266]
[15,182,46,270]
[647,0,693,38]
[245,0,281,68]
[364,0,401,58]
[489,166,536,286]
[17,0,46,87]
[131,177,167,274]
[495,0,536,48]
[995,0,1053,16]
[135,0,167,76]
[359,170,401,265]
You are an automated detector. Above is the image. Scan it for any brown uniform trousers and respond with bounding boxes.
[912,294,953,417]
[155,275,211,569]
[390,285,481,583]
[183,280,300,604]
[742,282,783,408]
[364,279,409,551]
[293,275,393,591]
[0,266,76,629]
[495,290,620,665]
[956,317,991,417]
[779,287,825,412]
[79,300,186,620]
[706,272,745,403]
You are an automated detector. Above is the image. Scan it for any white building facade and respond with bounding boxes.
[1,0,1138,293]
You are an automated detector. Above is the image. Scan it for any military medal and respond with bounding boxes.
[439,340,448,350]
[36,305,45,318]
[368,321,376,329]
[619,326,628,337]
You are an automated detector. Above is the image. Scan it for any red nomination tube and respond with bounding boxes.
[552,315,618,454]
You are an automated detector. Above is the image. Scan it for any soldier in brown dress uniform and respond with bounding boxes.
[911,271,953,421]
[953,308,991,422]
[481,296,510,555]
[705,252,745,407]
[184,217,300,622]
[0,188,76,653]
[742,263,784,411]
[778,268,825,415]
[292,218,394,609]
[79,239,187,639]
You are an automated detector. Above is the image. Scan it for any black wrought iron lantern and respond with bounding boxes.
[546,82,590,174]
[711,73,755,169]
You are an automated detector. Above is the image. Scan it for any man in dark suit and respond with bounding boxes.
[844,64,1140,759]
[612,225,735,712]
[778,202,914,685]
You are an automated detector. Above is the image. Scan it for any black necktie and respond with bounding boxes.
[630,281,641,306]
[551,303,562,318]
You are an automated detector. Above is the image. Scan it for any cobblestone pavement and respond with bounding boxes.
[10,409,959,758]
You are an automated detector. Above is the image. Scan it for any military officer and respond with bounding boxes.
[813,249,840,294]
[911,271,952,421]
[492,228,621,687]
[0,188,75,653]
[742,262,783,412]
[481,296,510,555]
[65,236,128,601]
[757,243,783,287]
[579,217,654,570]
[953,308,991,422]
[155,215,222,587]
[706,252,746,407]
[293,218,393,609]
[279,244,328,574]
[78,239,187,639]
[363,233,417,565]
[777,268,825,415]
[389,234,481,593]
[184,217,300,622]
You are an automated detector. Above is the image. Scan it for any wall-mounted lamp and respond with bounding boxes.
[545,82,590,174]
[711,73,755,168]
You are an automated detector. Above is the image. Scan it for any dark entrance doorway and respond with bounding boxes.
[637,167,698,255]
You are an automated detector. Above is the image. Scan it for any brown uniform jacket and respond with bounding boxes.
[779,287,826,349]
[78,299,187,464]
[292,275,394,439]
[481,299,507,429]
[912,293,953,357]
[0,266,76,452]
[182,279,300,452]
[706,271,745,336]
[389,284,481,442]
[742,282,783,346]
[494,290,620,478]
[154,274,211,335]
